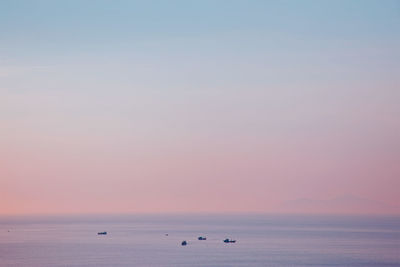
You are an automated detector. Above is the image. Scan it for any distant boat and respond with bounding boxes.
[198,236,207,240]
[223,238,236,243]
[181,240,187,246]
[97,232,107,235]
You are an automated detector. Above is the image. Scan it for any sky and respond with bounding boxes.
[1,0,400,215]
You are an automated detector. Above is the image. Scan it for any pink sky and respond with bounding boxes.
[1,1,400,215]
[1,87,399,214]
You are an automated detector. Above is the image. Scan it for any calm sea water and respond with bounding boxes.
[0,214,399,266]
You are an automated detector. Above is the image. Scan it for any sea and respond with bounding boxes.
[0,214,399,266]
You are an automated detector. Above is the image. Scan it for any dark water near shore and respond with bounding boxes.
[0,214,399,266]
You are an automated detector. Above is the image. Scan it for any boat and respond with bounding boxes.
[97,232,107,235]
[198,236,207,240]
[181,240,187,246]
[223,238,236,243]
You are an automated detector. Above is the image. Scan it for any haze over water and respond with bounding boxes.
[1,1,400,266]
[1,214,400,266]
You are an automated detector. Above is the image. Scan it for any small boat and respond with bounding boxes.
[198,236,207,240]
[223,238,236,243]
[181,240,187,246]
[97,232,107,235]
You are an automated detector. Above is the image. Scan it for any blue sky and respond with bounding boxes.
[1,0,399,62]
[1,0,400,214]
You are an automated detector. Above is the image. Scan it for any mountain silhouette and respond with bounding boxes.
[281,195,398,214]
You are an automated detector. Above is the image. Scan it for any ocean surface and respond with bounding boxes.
[0,214,399,266]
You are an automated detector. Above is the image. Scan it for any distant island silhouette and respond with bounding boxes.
[281,195,398,214]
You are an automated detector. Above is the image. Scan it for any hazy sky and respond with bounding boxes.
[1,0,400,215]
